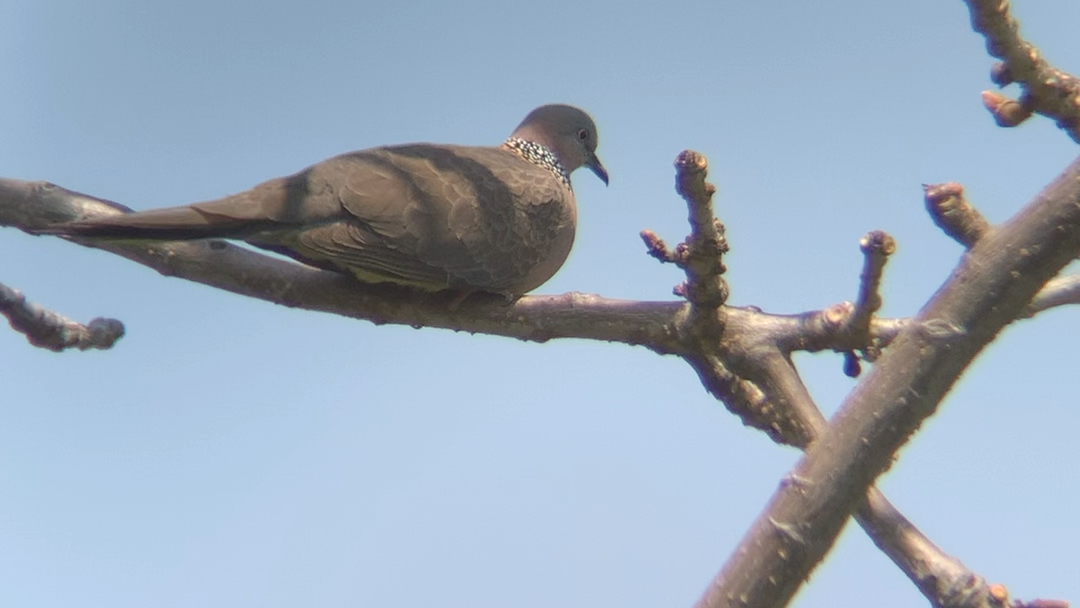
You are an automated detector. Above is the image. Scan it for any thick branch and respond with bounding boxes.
[6,178,1071,355]
[726,340,985,608]
[695,154,1080,608]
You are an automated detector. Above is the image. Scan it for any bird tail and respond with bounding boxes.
[36,205,265,241]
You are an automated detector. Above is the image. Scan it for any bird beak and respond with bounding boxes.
[586,153,609,186]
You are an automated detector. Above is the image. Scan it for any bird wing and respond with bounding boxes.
[255,145,572,291]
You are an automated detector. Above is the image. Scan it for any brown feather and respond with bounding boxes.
[45,105,605,295]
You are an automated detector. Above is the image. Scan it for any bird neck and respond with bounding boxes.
[503,138,572,189]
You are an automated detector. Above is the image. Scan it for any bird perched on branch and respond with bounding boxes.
[45,104,607,297]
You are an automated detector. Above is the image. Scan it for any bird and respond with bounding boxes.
[45,104,608,297]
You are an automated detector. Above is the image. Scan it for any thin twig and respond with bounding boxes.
[0,282,124,352]
[842,231,896,376]
[1022,273,1080,318]
[964,0,1080,141]
[673,151,729,307]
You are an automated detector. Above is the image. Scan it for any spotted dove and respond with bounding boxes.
[47,104,607,296]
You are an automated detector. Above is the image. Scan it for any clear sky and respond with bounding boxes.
[2,1,1078,606]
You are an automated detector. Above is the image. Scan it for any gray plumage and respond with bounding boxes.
[48,104,607,295]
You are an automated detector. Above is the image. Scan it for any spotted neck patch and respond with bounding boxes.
[504,138,572,189]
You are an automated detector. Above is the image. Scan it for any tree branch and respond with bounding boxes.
[693,154,1080,608]
[673,150,729,307]
[640,159,1021,608]
[0,281,124,351]
[965,0,1080,141]
[713,305,1000,608]
[4,151,1075,607]
[924,182,990,250]
[1022,273,1080,318]
[0,178,690,351]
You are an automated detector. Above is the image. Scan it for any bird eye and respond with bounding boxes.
[577,128,589,140]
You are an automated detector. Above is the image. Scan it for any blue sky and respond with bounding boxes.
[2,1,1078,606]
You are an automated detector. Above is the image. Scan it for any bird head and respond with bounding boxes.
[510,104,608,186]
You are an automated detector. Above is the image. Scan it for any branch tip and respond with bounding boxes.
[640,229,677,264]
[981,90,1034,127]
[674,149,708,174]
[989,584,1009,603]
[0,282,125,352]
[924,182,990,248]
[860,230,896,257]
[842,351,861,378]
